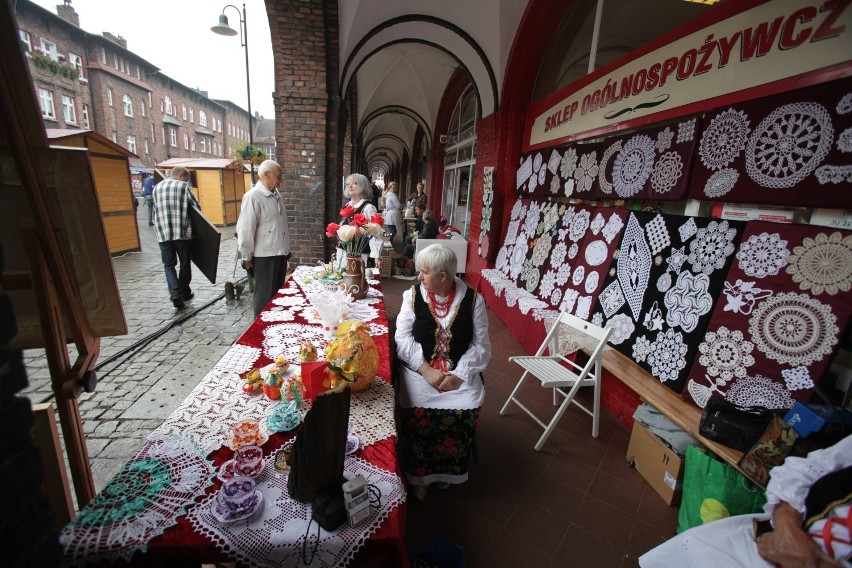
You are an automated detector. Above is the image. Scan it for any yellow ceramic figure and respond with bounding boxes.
[325,319,379,392]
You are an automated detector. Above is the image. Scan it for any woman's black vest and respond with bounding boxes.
[411,284,477,369]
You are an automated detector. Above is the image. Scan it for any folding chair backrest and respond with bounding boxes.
[555,312,612,379]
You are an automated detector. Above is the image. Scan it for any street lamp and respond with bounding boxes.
[211,4,255,183]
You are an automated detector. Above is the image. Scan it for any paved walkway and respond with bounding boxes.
[23,202,255,492]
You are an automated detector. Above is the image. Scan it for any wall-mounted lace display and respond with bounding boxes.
[592,211,746,395]
[682,222,852,409]
[515,118,699,201]
[478,166,501,262]
[688,76,852,208]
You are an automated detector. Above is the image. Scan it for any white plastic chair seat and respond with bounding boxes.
[500,311,611,451]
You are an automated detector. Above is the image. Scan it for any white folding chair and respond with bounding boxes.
[500,311,612,451]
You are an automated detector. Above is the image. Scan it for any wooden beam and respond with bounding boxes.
[32,403,74,528]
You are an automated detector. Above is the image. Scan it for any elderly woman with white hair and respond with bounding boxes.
[341,173,383,265]
[394,244,491,501]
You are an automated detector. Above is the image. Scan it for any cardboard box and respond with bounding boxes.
[626,421,684,506]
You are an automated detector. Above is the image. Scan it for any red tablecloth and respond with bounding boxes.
[120,272,407,567]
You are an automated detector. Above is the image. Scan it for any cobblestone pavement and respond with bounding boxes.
[22,201,255,492]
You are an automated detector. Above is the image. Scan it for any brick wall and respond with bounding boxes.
[16,1,92,131]
[267,0,338,265]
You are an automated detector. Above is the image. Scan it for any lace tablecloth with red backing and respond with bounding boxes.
[61,266,406,567]
[186,456,405,568]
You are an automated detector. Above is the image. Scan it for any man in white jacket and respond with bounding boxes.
[236,160,291,317]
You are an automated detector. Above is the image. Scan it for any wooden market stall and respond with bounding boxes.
[46,129,140,256]
[156,158,251,226]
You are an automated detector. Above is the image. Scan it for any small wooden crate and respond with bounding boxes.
[380,247,397,278]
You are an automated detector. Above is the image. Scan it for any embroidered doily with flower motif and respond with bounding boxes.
[736,232,790,278]
[785,232,852,296]
[697,326,755,383]
[61,436,215,567]
[748,292,839,367]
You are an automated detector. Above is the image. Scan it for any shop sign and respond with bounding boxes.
[527,0,852,149]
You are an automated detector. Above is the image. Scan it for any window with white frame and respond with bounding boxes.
[199,111,207,127]
[127,135,136,154]
[39,39,58,61]
[161,126,166,145]
[144,137,149,154]
[141,99,146,117]
[112,131,117,143]
[81,103,89,128]
[189,107,194,123]
[183,132,189,149]
[227,123,231,136]
[107,88,113,106]
[19,30,32,53]
[135,65,140,79]
[113,54,118,69]
[182,103,187,120]
[69,53,84,79]
[150,123,155,144]
[123,94,133,117]
[191,136,196,151]
[99,47,106,64]
[148,92,152,109]
[61,95,77,124]
[200,137,207,153]
[165,96,173,116]
[37,88,55,119]
[169,127,177,147]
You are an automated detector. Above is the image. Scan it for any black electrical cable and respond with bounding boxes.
[37,276,248,404]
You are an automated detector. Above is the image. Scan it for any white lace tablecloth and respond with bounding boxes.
[61,436,215,567]
[187,457,405,568]
[152,369,397,454]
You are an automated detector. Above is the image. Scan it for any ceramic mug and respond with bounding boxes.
[234,445,263,476]
[220,476,258,516]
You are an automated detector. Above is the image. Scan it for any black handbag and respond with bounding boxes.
[699,395,774,452]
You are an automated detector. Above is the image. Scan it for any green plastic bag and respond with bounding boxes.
[677,445,767,533]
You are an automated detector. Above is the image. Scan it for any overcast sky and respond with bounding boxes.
[28,0,276,117]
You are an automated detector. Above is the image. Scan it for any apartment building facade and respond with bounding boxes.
[14,0,255,169]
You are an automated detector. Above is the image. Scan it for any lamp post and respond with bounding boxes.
[211,3,255,183]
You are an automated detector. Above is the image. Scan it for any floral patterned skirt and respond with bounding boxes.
[399,406,480,486]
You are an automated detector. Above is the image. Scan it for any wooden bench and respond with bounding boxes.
[597,346,747,475]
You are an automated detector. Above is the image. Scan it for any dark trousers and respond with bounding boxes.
[252,255,288,317]
[145,196,154,225]
[386,224,397,240]
[159,239,192,301]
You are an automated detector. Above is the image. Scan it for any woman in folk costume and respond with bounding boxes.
[394,244,491,501]
[341,173,383,266]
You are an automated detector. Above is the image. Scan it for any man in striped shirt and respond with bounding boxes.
[153,167,200,310]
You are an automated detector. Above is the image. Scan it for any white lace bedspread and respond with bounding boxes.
[151,370,397,454]
[187,456,406,568]
[61,436,215,567]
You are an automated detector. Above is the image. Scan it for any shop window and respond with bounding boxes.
[37,87,55,119]
[62,95,77,124]
[441,85,479,238]
[533,0,715,101]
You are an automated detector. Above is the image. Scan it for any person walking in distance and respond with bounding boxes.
[237,160,291,317]
[152,167,199,310]
[143,174,155,226]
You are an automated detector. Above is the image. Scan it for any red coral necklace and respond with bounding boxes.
[427,284,456,318]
